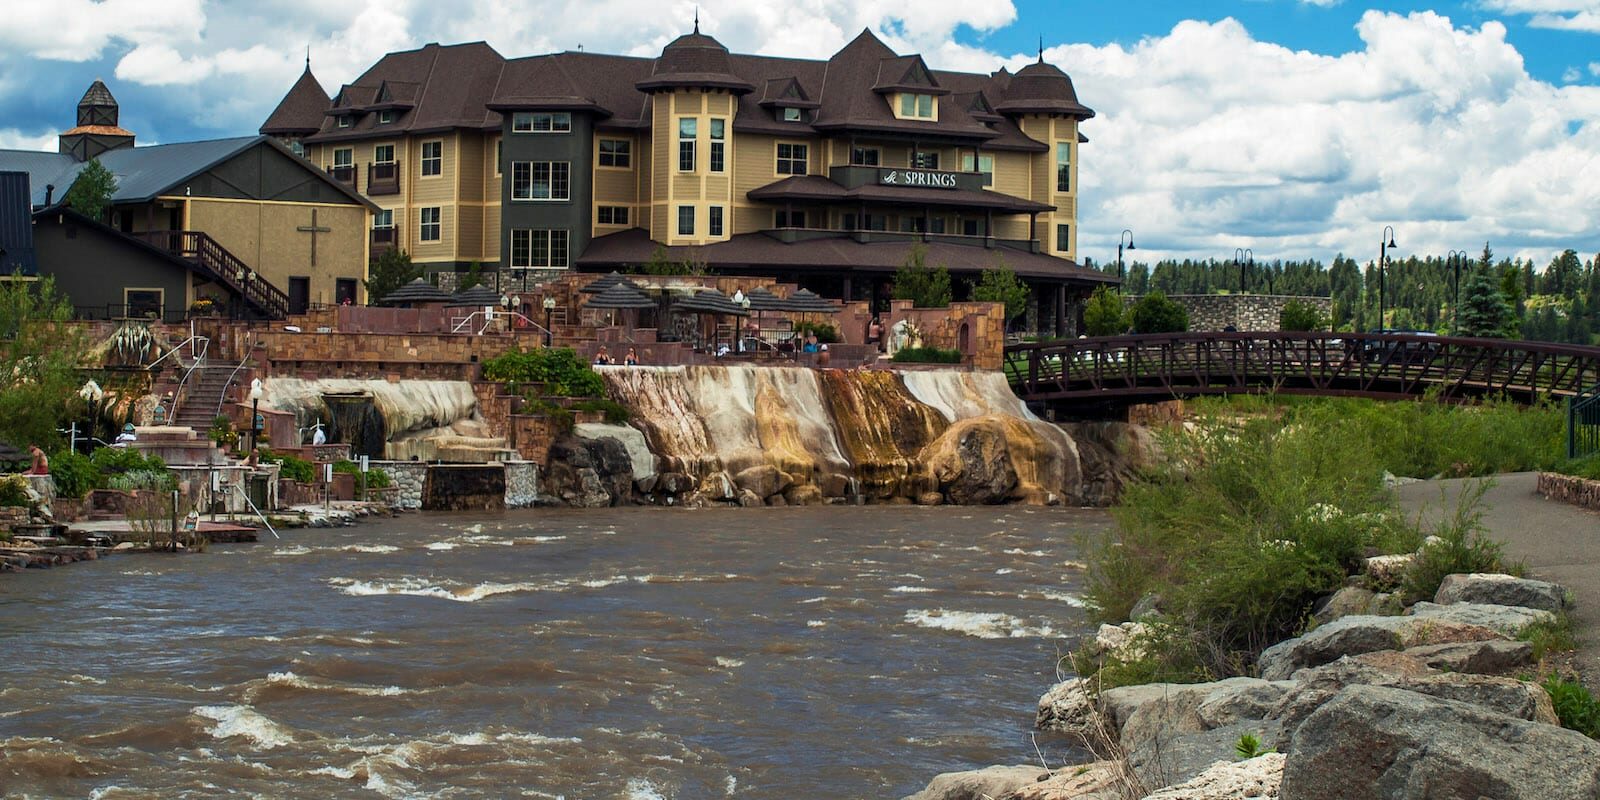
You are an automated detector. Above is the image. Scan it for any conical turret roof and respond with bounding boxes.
[636,20,754,95]
[994,59,1094,119]
[78,80,117,109]
[378,277,451,306]
[262,64,332,136]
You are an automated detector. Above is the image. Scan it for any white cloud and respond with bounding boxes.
[1479,1,1600,33]
[1591,61,1600,75]
[0,128,57,151]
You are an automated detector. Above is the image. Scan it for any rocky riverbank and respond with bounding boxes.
[905,567,1600,800]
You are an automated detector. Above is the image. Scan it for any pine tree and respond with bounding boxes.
[1458,267,1514,338]
[969,262,1028,321]
[1083,286,1128,336]
[364,248,423,304]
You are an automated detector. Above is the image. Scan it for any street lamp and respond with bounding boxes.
[1378,225,1398,330]
[1446,249,1466,335]
[542,296,557,347]
[1117,229,1135,294]
[249,378,264,453]
[1233,248,1254,294]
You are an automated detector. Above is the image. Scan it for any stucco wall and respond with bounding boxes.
[186,199,368,306]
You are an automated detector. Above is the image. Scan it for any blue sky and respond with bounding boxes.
[1,0,1596,264]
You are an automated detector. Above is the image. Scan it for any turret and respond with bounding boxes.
[58,80,136,162]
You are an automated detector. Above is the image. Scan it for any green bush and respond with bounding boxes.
[1279,300,1329,331]
[1400,482,1507,603]
[571,398,631,424]
[792,321,840,344]
[1083,286,1129,337]
[892,245,953,308]
[258,448,315,483]
[49,451,101,499]
[332,460,392,490]
[522,397,576,434]
[1519,615,1577,661]
[1130,291,1189,333]
[482,346,605,398]
[107,469,176,492]
[0,475,30,508]
[891,346,964,364]
[1560,455,1600,480]
[91,446,167,476]
[1542,675,1600,739]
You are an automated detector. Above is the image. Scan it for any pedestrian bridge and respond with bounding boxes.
[1004,331,1600,411]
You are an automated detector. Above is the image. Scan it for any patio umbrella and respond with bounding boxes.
[740,286,786,349]
[675,289,749,352]
[584,282,657,328]
[579,271,640,294]
[379,277,452,307]
[449,284,501,306]
[781,288,841,314]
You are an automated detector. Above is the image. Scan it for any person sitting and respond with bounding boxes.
[27,444,48,475]
[624,348,639,366]
[802,333,820,353]
[594,346,613,365]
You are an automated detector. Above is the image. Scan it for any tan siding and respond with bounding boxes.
[186,199,367,304]
[991,151,1031,199]
[457,134,485,203]
[732,134,775,196]
[594,167,637,204]
[483,202,501,263]
[410,133,456,205]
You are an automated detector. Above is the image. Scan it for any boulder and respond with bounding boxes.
[1274,656,1557,729]
[901,764,1050,800]
[1398,639,1534,675]
[1282,685,1600,800]
[1110,678,1291,790]
[1035,678,1097,739]
[765,494,787,507]
[1256,614,1506,681]
[925,419,1021,505]
[1310,586,1377,626]
[1142,753,1284,800]
[655,472,694,495]
[1056,421,1159,507]
[1090,622,1149,662]
[916,491,945,506]
[999,761,1121,800]
[1406,601,1556,637]
[737,489,763,508]
[1129,593,1164,622]
[1127,720,1283,792]
[818,472,854,498]
[1363,553,1414,588]
[733,465,788,499]
[1434,573,1573,612]
[784,484,824,506]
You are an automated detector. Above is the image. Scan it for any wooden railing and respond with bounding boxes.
[1005,332,1600,407]
[328,164,357,191]
[367,161,400,195]
[132,230,289,319]
[371,227,397,257]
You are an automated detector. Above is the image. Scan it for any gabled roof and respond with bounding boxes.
[304,41,506,142]
[489,54,611,116]
[758,77,819,109]
[261,65,330,135]
[871,54,947,95]
[0,150,85,207]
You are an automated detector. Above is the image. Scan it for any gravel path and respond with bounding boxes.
[1396,472,1600,685]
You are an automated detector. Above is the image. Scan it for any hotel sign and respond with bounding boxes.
[879,169,959,189]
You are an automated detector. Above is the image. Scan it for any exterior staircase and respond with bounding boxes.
[131,230,290,319]
[172,360,241,432]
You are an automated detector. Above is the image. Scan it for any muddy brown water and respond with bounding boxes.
[0,506,1104,799]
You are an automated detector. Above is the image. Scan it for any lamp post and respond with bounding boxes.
[1378,225,1398,330]
[1446,249,1466,335]
[1232,248,1254,294]
[542,296,556,347]
[1117,229,1135,294]
[249,378,264,453]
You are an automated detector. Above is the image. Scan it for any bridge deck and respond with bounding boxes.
[1005,332,1600,407]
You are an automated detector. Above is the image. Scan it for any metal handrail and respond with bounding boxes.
[213,347,256,418]
[167,340,212,423]
[1569,381,1600,459]
[448,308,553,338]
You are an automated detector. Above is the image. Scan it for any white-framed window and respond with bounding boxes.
[775,210,806,229]
[420,207,441,241]
[911,150,939,170]
[851,146,879,166]
[677,205,694,236]
[336,114,353,128]
[1056,142,1071,192]
[709,119,726,173]
[598,138,631,168]
[961,153,994,187]
[898,93,934,119]
[421,140,442,177]
[781,107,802,122]
[511,161,570,201]
[677,118,696,172]
[509,229,570,267]
[1056,223,1071,252]
[373,144,395,163]
[709,206,724,237]
[776,142,808,175]
[597,206,630,225]
[332,148,353,168]
[512,112,572,133]
[289,140,305,157]
[377,110,395,125]
[373,209,394,229]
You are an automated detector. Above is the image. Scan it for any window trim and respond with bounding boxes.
[709,119,726,174]
[910,150,939,170]
[781,107,802,122]
[598,138,632,169]
[377,110,395,125]
[123,287,165,319]
[597,206,630,226]
[709,205,724,237]
[512,111,572,134]
[1055,223,1071,253]
[961,153,994,187]
[508,228,570,268]
[677,118,697,173]
[510,160,571,202]
[1056,141,1072,193]
[336,114,353,128]
[331,147,353,168]
[894,93,936,120]
[677,205,695,237]
[373,143,396,164]
[776,141,809,176]
[850,146,880,167]
[372,209,395,229]
[420,140,443,178]
[419,207,442,242]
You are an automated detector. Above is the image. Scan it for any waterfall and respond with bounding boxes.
[260,379,507,462]
[600,366,1082,505]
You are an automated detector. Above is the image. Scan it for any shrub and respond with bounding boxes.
[1083,286,1129,337]
[0,475,31,508]
[332,460,392,490]
[482,346,605,398]
[1542,675,1600,739]
[91,446,167,476]
[1519,615,1577,661]
[48,451,100,499]
[1278,300,1328,332]
[792,321,840,343]
[969,264,1029,321]
[522,398,576,434]
[1130,291,1188,333]
[258,448,315,483]
[108,469,176,492]
[571,398,631,424]
[209,415,238,447]
[890,346,963,364]
[1560,455,1600,480]
[892,245,953,308]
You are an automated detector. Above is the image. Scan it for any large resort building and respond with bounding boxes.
[263,25,1112,333]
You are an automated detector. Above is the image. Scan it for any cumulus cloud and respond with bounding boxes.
[1,1,1596,264]
[1479,0,1600,33]
[0,128,58,151]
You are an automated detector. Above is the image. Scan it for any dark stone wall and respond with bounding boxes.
[422,464,506,511]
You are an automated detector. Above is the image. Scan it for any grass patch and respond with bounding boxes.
[1542,674,1600,739]
[1519,615,1578,661]
[1400,481,1507,604]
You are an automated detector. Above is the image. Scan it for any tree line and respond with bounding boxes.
[1083,246,1600,344]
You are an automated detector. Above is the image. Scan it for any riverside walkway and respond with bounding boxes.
[1396,473,1600,688]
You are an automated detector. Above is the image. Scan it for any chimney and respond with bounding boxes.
[44,184,54,206]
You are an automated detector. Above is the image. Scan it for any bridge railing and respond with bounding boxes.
[1005,331,1600,404]
[1570,382,1600,459]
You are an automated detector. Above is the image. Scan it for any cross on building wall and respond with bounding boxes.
[297,208,332,267]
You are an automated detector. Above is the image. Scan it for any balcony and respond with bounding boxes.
[328,164,357,191]
[367,161,401,196]
[371,227,397,257]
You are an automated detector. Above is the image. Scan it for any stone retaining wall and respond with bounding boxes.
[505,462,540,507]
[1536,471,1600,512]
[1127,294,1333,332]
[375,461,428,510]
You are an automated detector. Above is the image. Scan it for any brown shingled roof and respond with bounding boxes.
[304,41,505,143]
[636,29,754,94]
[260,66,330,136]
[993,61,1095,119]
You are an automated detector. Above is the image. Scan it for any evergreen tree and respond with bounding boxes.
[364,248,423,304]
[891,244,952,308]
[1458,267,1514,338]
[63,159,117,222]
[969,263,1029,321]
[1130,291,1188,333]
[1082,286,1128,336]
[0,276,85,449]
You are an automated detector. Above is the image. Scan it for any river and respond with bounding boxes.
[0,506,1103,799]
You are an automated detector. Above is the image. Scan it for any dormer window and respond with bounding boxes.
[898,93,934,120]
[781,107,803,122]
[336,114,353,128]
[377,110,395,125]
[513,112,572,133]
